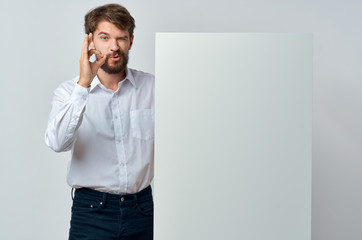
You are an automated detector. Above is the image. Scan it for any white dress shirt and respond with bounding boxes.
[45,68,154,194]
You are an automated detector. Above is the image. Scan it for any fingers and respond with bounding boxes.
[88,49,106,68]
[80,33,106,70]
[81,34,90,57]
[88,49,103,58]
[95,54,107,67]
[82,33,98,59]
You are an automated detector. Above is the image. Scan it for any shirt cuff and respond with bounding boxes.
[70,83,90,103]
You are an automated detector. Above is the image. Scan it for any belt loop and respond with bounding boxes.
[133,193,138,202]
[71,187,75,200]
[100,192,107,208]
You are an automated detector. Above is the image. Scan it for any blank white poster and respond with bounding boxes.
[155,33,312,240]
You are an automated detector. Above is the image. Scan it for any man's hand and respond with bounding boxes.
[78,33,107,88]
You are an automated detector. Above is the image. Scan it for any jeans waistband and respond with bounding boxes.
[74,185,152,202]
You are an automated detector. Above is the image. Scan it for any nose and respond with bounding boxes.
[110,39,119,52]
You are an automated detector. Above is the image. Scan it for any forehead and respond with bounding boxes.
[94,20,128,36]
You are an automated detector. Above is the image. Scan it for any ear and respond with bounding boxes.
[129,35,134,50]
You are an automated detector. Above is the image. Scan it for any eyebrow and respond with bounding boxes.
[97,32,129,39]
[98,32,110,36]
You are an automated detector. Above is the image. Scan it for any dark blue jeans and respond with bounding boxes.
[69,186,153,240]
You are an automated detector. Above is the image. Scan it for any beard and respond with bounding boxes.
[100,50,129,74]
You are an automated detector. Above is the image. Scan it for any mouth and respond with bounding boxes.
[110,54,121,61]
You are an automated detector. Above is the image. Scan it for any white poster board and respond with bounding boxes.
[155,33,312,240]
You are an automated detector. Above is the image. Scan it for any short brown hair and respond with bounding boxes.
[84,4,135,37]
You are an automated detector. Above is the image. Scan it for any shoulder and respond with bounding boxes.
[129,68,154,85]
[53,76,79,96]
[129,68,154,79]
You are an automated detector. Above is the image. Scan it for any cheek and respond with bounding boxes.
[93,41,107,52]
[121,44,131,53]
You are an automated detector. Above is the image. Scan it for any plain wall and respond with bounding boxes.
[0,0,361,239]
[155,33,313,240]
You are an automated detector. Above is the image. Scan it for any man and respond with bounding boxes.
[45,4,154,240]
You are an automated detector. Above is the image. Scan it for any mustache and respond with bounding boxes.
[105,51,122,58]
[95,51,122,61]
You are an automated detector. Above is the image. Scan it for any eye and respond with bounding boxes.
[101,36,108,40]
[117,36,128,41]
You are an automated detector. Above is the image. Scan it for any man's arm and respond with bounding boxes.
[45,34,106,152]
[45,80,91,152]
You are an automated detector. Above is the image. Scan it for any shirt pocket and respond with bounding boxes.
[130,109,154,140]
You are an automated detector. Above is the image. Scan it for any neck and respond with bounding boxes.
[97,68,127,91]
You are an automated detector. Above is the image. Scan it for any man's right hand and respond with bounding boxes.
[78,33,107,88]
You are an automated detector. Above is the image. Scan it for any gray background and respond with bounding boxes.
[0,0,361,239]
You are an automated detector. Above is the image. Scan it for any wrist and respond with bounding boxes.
[77,77,92,88]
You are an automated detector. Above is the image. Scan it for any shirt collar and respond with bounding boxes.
[90,76,101,92]
[125,67,137,89]
[90,67,137,92]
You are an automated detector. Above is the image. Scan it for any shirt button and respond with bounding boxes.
[121,197,124,202]
[120,163,124,166]
[114,116,118,119]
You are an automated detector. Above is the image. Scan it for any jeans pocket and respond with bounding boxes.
[136,199,154,217]
[72,197,103,213]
